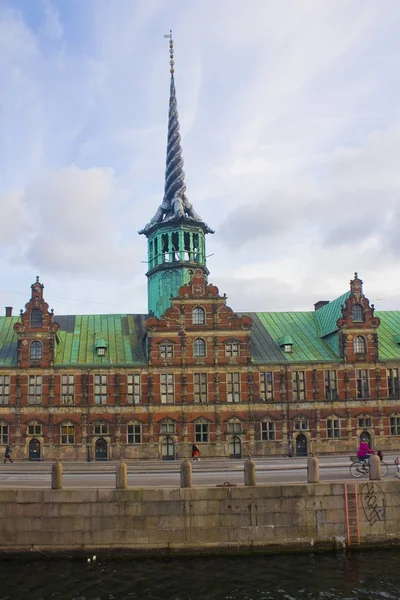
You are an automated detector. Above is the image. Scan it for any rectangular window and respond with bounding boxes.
[28,424,42,436]
[0,424,9,444]
[260,372,274,401]
[127,374,141,404]
[294,418,309,430]
[0,375,10,405]
[195,423,209,442]
[227,373,240,403]
[359,417,372,428]
[390,417,400,435]
[94,423,108,435]
[160,344,173,359]
[128,424,142,444]
[160,373,174,404]
[61,424,75,444]
[160,422,175,434]
[194,373,207,403]
[225,343,240,357]
[293,371,305,401]
[261,421,275,440]
[387,368,400,399]
[94,374,107,405]
[356,369,369,399]
[327,418,340,438]
[61,374,74,405]
[324,370,338,400]
[227,421,242,433]
[28,375,42,405]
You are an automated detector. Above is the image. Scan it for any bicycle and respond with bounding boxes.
[349,455,388,478]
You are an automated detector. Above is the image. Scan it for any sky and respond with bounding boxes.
[1,0,400,317]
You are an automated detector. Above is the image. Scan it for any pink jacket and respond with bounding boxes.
[357,442,374,458]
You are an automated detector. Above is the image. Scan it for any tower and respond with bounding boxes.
[139,32,213,317]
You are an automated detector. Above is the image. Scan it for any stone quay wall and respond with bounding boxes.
[0,480,399,553]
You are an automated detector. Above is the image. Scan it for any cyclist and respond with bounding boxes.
[357,440,375,471]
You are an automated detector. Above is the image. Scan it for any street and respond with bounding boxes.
[0,455,397,488]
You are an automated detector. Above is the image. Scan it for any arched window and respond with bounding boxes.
[354,336,366,354]
[352,304,364,322]
[30,341,42,360]
[30,309,43,327]
[192,306,205,325]
[193,338,206,357]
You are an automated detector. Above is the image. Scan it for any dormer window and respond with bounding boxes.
[278,335,294,353]
[95,338,108,357]
[30,309,43,328]
[30,340,42,360]
[225,342,240,357]
[284,344,292,353]
[192,306,205,325]
[354,335,366,354]
[352,304,364,322]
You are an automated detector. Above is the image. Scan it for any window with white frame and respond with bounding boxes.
[61,423,75,444]
[127,423,142,444]
[356,369,369,399]
[294,417,309,430]
[0,375,10,405]
[127,374,141,404]
[30,340,42,360]
[293,371,305,401]
[193,338,206,357]
[324,370,338,400]
[0,422,9,444]
[160,373,174,403]
[227,420,242,434]
[195,422,209,442]
[160,343,173,359]
[28,375,42,405]
[225,342,240,357]
[390,416,400,435]
[94,374,107,405]
[28,423,42,436]
[61,375,74,405]
[387,369,400,399]
[359,416,372,428]
[30,309,43,327]
[261,420,275,440]
[160,421,176,434]
[227,372,240,402]
[260,371,274,401]
[94,422,108,435]
[194,373,207,403]
[327,418,340,438]
[192,306,205,325]
[354,336,366,354]
[352,304,364,322]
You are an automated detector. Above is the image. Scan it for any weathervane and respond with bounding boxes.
[164,29,174,75]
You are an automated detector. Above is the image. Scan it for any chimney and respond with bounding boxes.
[314,300,330,312]
[5,307,12,317]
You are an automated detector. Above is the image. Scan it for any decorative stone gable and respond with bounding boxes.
[336,273,380,362]
[13,277,60,368]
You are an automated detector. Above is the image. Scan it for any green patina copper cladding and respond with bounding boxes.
[146,221,208,317]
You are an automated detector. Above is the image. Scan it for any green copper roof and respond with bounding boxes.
[375,311,400,360]
[314,291,350,338]
[0,316,19,366]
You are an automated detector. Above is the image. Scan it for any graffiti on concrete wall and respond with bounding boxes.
[360,481,386,526]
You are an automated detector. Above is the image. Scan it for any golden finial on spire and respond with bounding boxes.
[164,29,174,75]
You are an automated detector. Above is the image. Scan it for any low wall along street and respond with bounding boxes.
[0,479,400,553]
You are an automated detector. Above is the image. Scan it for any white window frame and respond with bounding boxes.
[227,372,240,403]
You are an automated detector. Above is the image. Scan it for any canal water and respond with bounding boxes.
[1,549,400,600]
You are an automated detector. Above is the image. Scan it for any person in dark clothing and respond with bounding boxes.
[4,445,13,464]
[192,443,200,461]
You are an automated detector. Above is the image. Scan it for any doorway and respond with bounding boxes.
[95,438,108,461]
[162,436,175,460]
[295,434,308,456]
[229,436,242,458]
[29,438,41,461]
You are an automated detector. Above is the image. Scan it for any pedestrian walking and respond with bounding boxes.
[4,445,13,464]
[192,443,200,461]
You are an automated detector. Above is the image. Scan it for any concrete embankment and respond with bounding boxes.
[0,479,399,554]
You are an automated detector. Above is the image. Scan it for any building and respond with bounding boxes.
[1,38,400,461]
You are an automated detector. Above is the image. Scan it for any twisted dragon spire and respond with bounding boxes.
[139,31,213,235]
